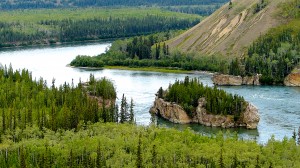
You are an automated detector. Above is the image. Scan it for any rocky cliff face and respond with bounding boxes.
[284,68,300,86]
[150,97,259,129]
[212,74,261,86]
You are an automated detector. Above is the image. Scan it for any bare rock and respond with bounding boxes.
[150,97,259,129]
[240,103,260,129]
[212,74,243,86]
[212,74,261,86]
[284,68,300,86]
[150,98,192,124]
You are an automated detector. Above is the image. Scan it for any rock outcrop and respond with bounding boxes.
[212,74,261,86]
[284,68,300,86]
[150,97,259,129]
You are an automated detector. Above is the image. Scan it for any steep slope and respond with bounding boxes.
[167,0,285,57]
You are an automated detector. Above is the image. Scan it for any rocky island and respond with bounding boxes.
[150,77,259,129]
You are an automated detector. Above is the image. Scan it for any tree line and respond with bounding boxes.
[71,31,230,73]
[0,65,134,140]
[1,122,300,167]
[0,0,228,10]
[159,76,246,118]
[0,14,199,48]
[228,20,300,84]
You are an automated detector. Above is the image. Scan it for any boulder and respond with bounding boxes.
[212,74,243,86]
[212,74,261,86]
[149,98,192,124]
[284,68,300,86]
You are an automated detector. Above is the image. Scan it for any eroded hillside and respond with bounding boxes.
[167,0,285,57]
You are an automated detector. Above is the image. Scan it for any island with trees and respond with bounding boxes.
[150,77,260,129]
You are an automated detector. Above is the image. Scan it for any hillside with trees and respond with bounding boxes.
[0,0,228,10]
[166,0,286,57]
[0,8,201,48]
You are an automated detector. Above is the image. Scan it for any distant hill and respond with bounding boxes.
[0,0,228,10]
[167,0,286,57]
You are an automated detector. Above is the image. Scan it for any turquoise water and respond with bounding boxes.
[0,43,299,144]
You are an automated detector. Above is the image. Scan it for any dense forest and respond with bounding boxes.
[228,20,300,84]
[158,77,246,118]
[0,65,134,137]
[0,8,201,48]
[1,122,300,167]
[0,0,228,10]
[70,31,229,73]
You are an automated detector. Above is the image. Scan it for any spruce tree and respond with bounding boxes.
[136,134,143,168]
[129,98,135,124]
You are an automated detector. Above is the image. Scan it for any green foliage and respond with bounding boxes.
[253,0,268,14]
[0,122,299,167]
[229,19,300,85]
[161,76,246,117]
[0,66,118,134]
[87,74,116,99]
[71,31,230,73]
[70,56,104,68]
[0,0,228,10]
[0,8,201,47]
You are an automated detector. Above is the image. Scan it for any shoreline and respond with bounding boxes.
[69,65,216,75]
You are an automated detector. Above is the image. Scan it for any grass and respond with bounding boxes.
[104,66,193,74]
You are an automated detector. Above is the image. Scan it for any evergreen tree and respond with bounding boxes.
[151,145,157,168]
[129,98,135,124]
[136,133,143,168]
[20,146,26,168]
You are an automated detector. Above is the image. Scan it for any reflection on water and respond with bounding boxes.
[156,117,259,141]
[0,43,299,144]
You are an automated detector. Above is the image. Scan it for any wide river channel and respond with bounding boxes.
[0,42,299,144]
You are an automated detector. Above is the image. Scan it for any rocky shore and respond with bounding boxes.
[212,74,261,86]
[150,97,259,129]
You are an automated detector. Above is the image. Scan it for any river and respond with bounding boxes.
[0,42,299,144]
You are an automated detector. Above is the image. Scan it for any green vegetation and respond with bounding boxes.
[159,76,246,118]
[228,19,300,84]
[0,8,201,48]
[0,65,135,134]
[0,0,228,10]
[71,31,230,73]
[253,0,268,14]
[104,66,192,74]
[1,122,300,167]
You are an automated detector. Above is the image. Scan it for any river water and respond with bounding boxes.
[0,42,299,144]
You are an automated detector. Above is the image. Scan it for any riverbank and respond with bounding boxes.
[104,66,194,74]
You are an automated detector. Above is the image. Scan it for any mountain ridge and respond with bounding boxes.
[167,0,286,57]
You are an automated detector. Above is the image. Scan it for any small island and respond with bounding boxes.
[150,77,259,129]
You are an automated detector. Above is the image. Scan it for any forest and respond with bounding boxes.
[158,76,246,119]
[1,122,300,167]
[70,31,229,73]
[0,65,135,137]
[228,20,300,84]
[0,0,228,10]
[0,8,201,48]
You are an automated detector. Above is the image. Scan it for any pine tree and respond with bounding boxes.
[2,108,6,132]
[298,126,300,145]
[120,94,128,123]
[69,149,74,168]
[219,148,224,168]
[136,134,143,168]
[151,145,157,168]
[292,129,296,140]
[129,98,135,124]
[20,146,26,168]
